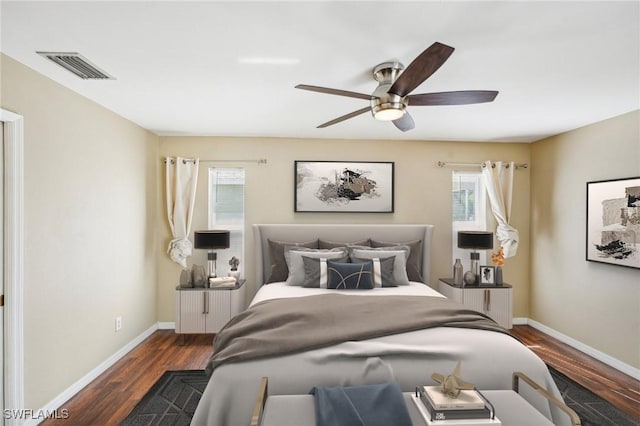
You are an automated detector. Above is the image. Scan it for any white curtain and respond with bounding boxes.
[166,157,199,268]
[482,161,519,258]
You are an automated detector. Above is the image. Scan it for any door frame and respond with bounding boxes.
[1,108,24,423]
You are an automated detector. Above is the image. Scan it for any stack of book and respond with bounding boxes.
[410,386,502,425]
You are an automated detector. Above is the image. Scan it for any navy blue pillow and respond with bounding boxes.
[327,260,374,290]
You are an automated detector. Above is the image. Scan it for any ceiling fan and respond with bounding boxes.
[295,42,498,132]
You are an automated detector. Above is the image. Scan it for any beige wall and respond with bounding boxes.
[530,110,640,369]
[3,41,636,411]
[157,136,531,321]
[1,54,160,409]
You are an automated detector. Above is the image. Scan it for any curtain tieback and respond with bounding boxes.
[496,224,519,258]
[168,238,193,268]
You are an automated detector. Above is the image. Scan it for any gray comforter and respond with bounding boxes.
[206,294,509,374]
[193,292,569,426]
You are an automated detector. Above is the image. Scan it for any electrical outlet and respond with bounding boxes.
[115,316,122,332]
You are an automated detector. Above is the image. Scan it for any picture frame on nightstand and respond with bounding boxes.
[480,266,495,285]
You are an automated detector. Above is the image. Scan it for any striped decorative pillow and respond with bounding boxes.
[351,256,396,287]
[301,255,349,288]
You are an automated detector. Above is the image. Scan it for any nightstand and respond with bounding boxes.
[438,278,512,329]
[175,280,246,334]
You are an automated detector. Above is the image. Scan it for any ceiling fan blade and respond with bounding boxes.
[295,84,372,100]
[388,42,455,97]
[393,112,415,132]
[317,107,371,128]
[408,90,499,106]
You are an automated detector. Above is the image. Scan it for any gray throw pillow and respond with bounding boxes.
[285,248,348,286]
[302,255,349,288]
[370,239,423,282]
[350,246,411,285]
[266,239,318,283]
[318,238,371,249]
[351,256,397,287]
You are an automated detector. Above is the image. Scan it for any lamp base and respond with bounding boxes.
[470,251,480,285]
[207,251,217,281]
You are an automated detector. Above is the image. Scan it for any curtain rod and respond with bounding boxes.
[437,161,528,170]
[164,158,267,165]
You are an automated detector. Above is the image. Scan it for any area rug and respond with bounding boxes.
[121,368,637,426]
[548,367,638,426]
[120,370,209,426]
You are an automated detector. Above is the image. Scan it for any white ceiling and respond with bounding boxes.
[1,1,638,142]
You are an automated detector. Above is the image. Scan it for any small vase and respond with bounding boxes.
[192,265,207,288]
[453,259,463,285]
[495,266,503,285]
[228,270,240,281]
[179,268,193,288]
[463,271,476,286]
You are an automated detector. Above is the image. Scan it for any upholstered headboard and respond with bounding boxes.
[253,224,434,286]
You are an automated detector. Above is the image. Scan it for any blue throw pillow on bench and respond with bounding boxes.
[310,383,412,426]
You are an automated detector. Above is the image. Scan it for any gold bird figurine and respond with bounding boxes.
[431,361,476,398]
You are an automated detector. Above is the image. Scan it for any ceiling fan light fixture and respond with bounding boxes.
[371,94,407,121]
[373,104,405,121]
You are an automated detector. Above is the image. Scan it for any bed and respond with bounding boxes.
[191,224,570,426]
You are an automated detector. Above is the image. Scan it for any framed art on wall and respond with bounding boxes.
[295,161,394,213]
[586,176,640,269]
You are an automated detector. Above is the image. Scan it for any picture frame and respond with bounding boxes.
[294,161,394,213]
[586,176,640,269]
[480,265,495,285]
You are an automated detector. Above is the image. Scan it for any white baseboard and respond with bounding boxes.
[26,323,160,426]
[157,321,175,330]
[512,317,528,325]
[526,318,640,380]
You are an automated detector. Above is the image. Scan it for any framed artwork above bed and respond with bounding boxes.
[586,176,640,269]
[294,161,394,213]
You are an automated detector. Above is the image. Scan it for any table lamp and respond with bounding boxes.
[194,230,230,279]
[457,231,493,285]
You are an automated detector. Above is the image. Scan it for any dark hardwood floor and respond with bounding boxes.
[41,331,214,426]
[510,325,640,421]
[41,326,639,425]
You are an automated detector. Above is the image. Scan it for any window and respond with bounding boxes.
[452,171,488,271]
[208,168,245,277]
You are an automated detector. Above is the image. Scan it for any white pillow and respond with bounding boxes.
[284,248,348,286]
[350,247,410,285]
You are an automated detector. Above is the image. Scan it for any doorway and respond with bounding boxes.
[1,109,24,425]
[1,121,4,425]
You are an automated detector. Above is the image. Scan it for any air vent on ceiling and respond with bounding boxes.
[36,52,115,80]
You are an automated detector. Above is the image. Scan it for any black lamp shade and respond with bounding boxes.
[457,231,493,250]
[194,230,230,249]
